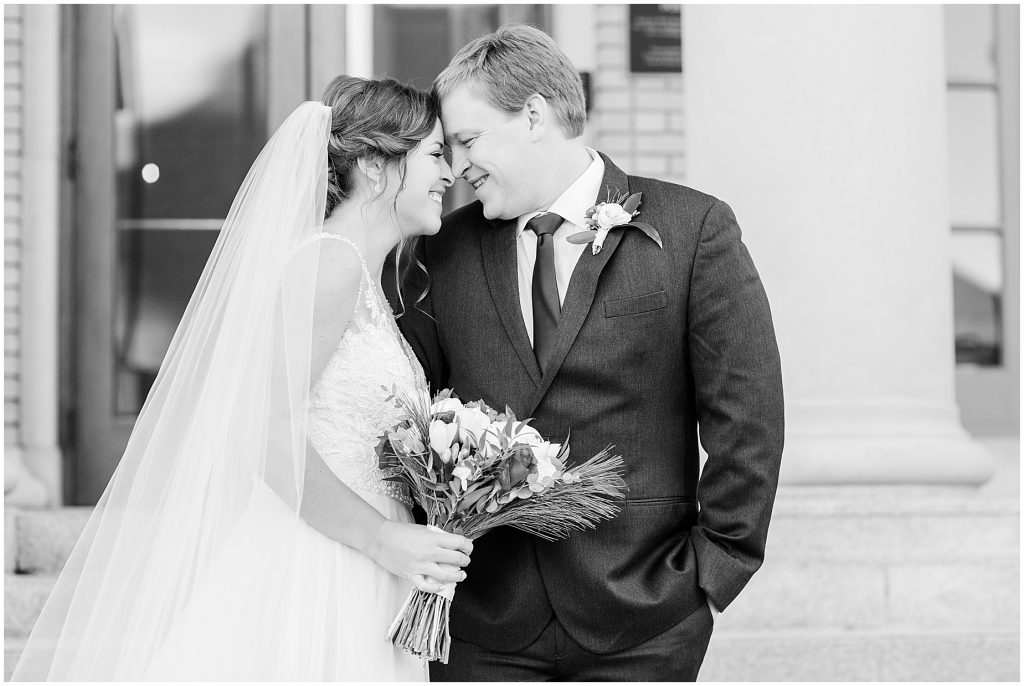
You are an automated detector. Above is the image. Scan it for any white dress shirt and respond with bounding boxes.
[516,148,605,345]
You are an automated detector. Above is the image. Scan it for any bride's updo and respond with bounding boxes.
[321,75,440,219]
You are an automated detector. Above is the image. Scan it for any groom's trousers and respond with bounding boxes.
[429,601,714,682]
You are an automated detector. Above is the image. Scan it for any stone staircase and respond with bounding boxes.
[4,506,91,680]
[700,486,1020,681]
[4,486,1019,681]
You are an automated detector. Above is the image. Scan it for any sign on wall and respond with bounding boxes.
[629,4,682,73]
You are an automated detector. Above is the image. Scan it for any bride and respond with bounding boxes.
[12,75,471,681]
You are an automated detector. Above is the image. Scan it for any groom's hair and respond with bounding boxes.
[434,24,586,138]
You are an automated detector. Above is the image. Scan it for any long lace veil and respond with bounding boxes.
[12,101,331,680]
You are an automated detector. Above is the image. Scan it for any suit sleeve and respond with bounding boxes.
[686,199,785,611]
[396,237,449,392]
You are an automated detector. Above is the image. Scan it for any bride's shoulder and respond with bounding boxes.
[315,238,364,286]
[310,243,364,328]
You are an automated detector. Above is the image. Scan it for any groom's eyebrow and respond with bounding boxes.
[444,128,477,145]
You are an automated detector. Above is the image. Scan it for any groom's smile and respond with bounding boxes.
[440,83,545,221]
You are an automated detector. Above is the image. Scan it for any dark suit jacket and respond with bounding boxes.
[397,153,784,654]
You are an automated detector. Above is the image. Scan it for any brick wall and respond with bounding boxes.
[4,4,23,449]
[589,4,686,186]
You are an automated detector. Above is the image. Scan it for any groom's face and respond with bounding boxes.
[441,83,542,221]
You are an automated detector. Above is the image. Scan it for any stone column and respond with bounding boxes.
[683,6,993,485]
[9,4,63,506]
[345,5,373,79]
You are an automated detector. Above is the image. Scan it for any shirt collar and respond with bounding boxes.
[516,147,605,237]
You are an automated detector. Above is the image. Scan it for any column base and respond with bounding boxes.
[781,400,996,486]
[4,447,50,508]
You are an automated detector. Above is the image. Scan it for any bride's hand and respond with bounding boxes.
[413,571,462,595]
[367,520,472,588]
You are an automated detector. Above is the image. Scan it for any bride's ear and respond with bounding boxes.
[356,156,385,193]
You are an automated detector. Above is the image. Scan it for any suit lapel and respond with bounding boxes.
[525,154,631,416]
[480,219,543,385]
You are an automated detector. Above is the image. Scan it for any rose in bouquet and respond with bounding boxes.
[376,387,627,663]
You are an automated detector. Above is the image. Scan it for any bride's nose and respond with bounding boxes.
[439,158,455,187]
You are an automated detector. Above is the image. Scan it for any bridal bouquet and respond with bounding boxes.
[376,387,627,663]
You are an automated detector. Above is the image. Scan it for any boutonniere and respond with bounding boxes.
[566,190,662,255]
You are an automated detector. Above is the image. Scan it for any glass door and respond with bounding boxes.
[68,4,552,503]
[70,5,307,503]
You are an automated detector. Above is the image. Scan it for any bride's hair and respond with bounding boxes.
[321,75,438,216]
[321,75,439,316]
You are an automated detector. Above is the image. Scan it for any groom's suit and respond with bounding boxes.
[399,153,784,671]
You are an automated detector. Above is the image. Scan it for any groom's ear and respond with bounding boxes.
[523,94,548,140]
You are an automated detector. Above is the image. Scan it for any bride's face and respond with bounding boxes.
[392,120,453,237]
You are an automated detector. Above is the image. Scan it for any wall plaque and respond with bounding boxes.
[629,4,682,73]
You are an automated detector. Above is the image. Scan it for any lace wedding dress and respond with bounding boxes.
[142,234,427,681]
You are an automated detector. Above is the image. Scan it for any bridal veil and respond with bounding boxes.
[12,102,331,680]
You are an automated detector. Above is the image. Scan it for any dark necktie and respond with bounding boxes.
[527,212,563,373]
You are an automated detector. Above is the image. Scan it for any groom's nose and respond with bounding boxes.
[450,148,471,179]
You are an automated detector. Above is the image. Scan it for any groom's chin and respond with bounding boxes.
[479,200,511,222]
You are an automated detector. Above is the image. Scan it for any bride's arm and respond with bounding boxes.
[301,447,469,591]
[297,240,471,592]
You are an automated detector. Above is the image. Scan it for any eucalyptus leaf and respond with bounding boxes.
[458,486,489,513]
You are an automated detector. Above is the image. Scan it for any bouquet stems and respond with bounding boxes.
[387,588,452,663]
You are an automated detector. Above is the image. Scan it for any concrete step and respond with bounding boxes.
[768,486,1019,563]
[5,507,91,574]
[715,554,1019,633]
[5,636,26,680]
[700,628,1020,681]
[5,573,55,638]
[1,487,1018,681]
[698,487,1021,681]
[5,488,1017,574]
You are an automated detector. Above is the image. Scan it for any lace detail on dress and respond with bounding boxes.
[306,233,424,507]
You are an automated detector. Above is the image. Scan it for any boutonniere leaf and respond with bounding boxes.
[567,191,662,255]
[617,221,662,249]
[620,192,642,215]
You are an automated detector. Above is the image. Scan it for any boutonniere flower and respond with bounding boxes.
[567,190,662,255]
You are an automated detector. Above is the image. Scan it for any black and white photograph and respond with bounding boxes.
[3,3,1019,681]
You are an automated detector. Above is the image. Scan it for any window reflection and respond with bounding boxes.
[113,5,269,413]
[952,231,1003,366]
[944,4,1005,368]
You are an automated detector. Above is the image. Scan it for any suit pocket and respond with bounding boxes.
[626,495,695,506]
[603,290,668,318]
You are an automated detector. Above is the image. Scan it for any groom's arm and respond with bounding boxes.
[686,198,785,612]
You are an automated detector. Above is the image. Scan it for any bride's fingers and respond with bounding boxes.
[410,574,443,594]
[423,563,466,585]
[433,548,471,568]
[435,532,473,556]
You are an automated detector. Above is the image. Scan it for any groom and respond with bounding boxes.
[399,24,784,681]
